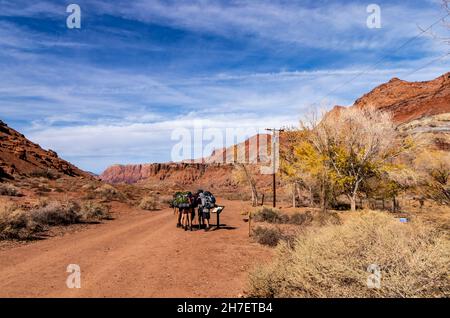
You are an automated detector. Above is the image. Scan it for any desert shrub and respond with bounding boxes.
[0,204,43,239]
[252,226,284,247]
[253,207,305,224]
[94,184,125,202]
[0,183,21,196]
[36,184,51,193]
[0,200,112,240]
[316,211,342,226]
[253,207,284,223]
[278,214,290,224]
[289,211,314,225]
[83,192,96,200]
[79,201,111,221]
[29,169,59,180]
[139,196,160,211]
[81,183,97,191]
[248,211,449,298]
[32,201,81,225]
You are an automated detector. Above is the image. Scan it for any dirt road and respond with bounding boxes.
[0,199,270,298]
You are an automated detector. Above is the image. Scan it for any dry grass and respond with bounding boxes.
[288,211,314,225]
[94,184,125,202]
[81,182,97,191]
[139,196,160,211]
[248,211,449,298]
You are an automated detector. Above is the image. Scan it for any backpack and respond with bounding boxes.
[203,191,216,209]
[172,191,193,208]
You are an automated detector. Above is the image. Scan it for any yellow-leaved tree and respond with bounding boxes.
[415,150,450,204]
[289,107,414,211]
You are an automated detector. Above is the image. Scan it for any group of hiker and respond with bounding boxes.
[171,189,216,232]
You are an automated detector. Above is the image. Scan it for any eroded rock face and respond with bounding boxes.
[100,163,240,188]
[398,113,450,151]
[330,72,450,124]
[0,120,90,179]
[326,73,450,151]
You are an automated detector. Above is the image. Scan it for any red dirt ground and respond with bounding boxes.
[0,199,271,298]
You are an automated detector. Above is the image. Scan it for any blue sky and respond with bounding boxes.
[0,0,449,173]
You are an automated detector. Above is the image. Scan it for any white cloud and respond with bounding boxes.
[1,0,449,173]
[91,0,448,51]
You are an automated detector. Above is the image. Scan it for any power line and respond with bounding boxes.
[315,12,450,105]
[401,52,450,79]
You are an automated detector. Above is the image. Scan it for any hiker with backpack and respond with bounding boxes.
[197,190,216,231]
[173,191,194,231]
[172,190,217,232]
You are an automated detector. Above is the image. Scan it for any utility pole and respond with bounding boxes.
[265,128,284,208]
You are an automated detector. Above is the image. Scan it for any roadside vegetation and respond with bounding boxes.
[139,195,160,211]
[0,200,111,240]
[248,106,449,298]
[248,211,449,298]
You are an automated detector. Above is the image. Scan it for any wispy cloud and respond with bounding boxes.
[0,0,449,173]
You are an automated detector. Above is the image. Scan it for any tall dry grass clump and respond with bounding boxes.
[94,184,125,202]
[248,211,449,298]
[139,196,160,211]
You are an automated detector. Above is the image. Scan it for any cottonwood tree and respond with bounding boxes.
[280,130,313,207]
[415,150,450,204]
[282,127,334,211]
[305,107,412,212]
